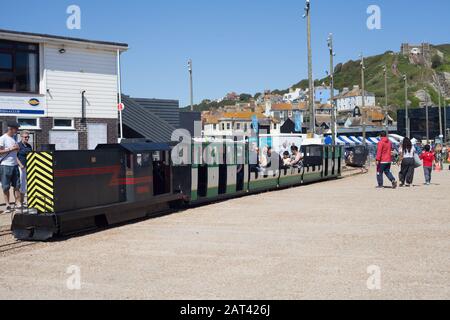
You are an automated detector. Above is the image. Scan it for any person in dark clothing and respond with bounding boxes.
[399,137,416,187]
[17,131,33,207]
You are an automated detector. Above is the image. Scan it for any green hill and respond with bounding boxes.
[186,44,450,112]
[287,45,450,110]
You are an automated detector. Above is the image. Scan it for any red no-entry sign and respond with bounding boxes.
[118,103,125,111]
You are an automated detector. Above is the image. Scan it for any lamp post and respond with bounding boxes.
[360,54,366,145]
[327,33,336,145]
[383,64,389,134]
[304,0,315,135]
[403,74,410,138]
[425,88,430,144]
[188,59,194,112]
[434,73,444,140]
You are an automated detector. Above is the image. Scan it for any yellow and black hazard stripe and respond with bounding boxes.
[27,152,55,213]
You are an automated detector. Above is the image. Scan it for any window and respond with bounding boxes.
[0,40,39,93]
[53,119,74,129]
[236,123,241,130]
[227,123,231,130]
[17,117,40,130]
[221,123,225,131]
[213,124,217,130]
[244,124,248,132]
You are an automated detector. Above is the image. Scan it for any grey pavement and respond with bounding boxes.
[0,166,449,300]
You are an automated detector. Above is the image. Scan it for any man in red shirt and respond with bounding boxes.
[420,145,435,185]
[376,131,398,189]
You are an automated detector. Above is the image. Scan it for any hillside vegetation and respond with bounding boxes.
[186,44,450,112]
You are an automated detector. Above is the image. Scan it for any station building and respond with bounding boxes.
[0,29,128,150]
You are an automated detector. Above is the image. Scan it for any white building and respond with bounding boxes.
[0,29,128,150]
[335,85,376,112]
[202,112,280,137]
[283,88,306,103]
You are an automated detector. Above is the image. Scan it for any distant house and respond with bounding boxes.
[225,92,240,101]
[265,102,307,124]
[283,88,306,103]
[314,86,339,104]
[334,85,376,112]
[202,110,280,137]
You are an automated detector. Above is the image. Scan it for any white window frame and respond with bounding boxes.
[16,117,41,130]
[53,118,75,130]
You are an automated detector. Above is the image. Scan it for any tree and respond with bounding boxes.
[239,93,253,102]
[432,54,443,69]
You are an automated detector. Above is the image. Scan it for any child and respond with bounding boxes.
[419,145,435,185]
[282,151,292,167]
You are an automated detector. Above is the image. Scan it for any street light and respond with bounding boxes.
[360,54,366,145]
[403,74,410,138]
[303,0,315,135]
[434,73,444,140]
[327,33,336,145]
[383,64,389,134]
[188,59,194,112]
[424,88,430,144]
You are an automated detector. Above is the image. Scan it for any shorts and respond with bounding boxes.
[0,165,20,193]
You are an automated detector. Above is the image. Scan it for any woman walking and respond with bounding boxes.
[399,137,416,187]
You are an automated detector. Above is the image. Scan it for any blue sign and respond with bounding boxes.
[294,112,303,132]
[252,115,259,133]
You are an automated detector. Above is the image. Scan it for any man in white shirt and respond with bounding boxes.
[0,122,21,214]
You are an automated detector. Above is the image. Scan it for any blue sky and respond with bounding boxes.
[1,0,449,106]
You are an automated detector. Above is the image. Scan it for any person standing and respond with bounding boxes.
[0,122,21,213]
[376,131,398,189]
[399,137,416,187]
[17,131,33,208]
[420,145,435,185]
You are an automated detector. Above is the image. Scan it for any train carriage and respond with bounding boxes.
[12,140,344,241]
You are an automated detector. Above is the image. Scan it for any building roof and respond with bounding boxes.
[221,112,267,120]
[271,103,293,111]
[121,95,176,143]
[0,29,128,51]
[132,98,180,128]
[334,87,375,100]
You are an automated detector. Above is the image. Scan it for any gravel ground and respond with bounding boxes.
[0,166,449,300]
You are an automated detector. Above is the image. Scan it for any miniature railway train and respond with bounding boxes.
[12,141,343,241]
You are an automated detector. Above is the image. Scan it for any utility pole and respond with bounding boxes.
[117,49,124,141]
[435,73,444,139]
[403,74,410,138]
[425,88,430,144]
[445,98,448,143]
[304,0,315,135]
[188,59,194,112]
[327,33,336,145]
[360,54,366,145]
[383,65,389,135]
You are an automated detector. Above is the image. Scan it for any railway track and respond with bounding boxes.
[0,226,39,255]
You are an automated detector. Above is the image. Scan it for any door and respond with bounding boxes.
[87,123,108,150]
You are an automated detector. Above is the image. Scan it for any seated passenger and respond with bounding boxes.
[290,146,303,167]
[259,146,270,168]
[282,151,292,167]
[249,144,260,173]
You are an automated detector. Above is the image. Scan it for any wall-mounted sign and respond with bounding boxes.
[0,94,46,116]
